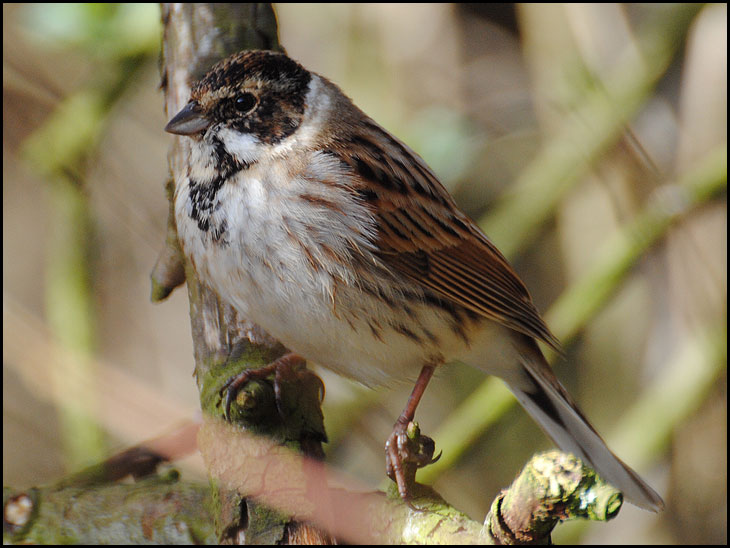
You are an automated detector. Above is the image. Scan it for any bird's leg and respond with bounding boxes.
[385,364,441,500]
[221,352,308,421]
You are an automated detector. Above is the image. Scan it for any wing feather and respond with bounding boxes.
[327,118,561,352]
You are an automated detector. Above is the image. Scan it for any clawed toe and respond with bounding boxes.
[219,352,306,421]
[221,371,255,420]
[385,419,439,499]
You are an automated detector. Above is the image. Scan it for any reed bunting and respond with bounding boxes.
[165,50,663,512]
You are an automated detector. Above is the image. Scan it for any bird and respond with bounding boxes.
[164,49,664,512]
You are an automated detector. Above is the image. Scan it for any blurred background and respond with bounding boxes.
[3,3,726,544]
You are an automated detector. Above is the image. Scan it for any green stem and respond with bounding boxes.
[480,4,700,259]
[45,176,106,469]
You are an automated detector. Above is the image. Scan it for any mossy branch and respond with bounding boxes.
[4,444,622,545]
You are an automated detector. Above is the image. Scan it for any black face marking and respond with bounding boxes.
[235,92,257,112]
[185,132,252,243]
[193,51,312,146]
[198,51,310,95]
[188,176,225,234]
[228,86,306,144]
[212,136,252,174]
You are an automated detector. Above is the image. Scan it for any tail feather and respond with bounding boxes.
[508,346,664,512]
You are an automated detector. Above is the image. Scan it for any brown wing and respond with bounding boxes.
[328,117,561,352]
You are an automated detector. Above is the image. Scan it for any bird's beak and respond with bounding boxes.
[165,102,210,135]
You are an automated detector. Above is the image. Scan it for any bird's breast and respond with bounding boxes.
[173,157,482,385]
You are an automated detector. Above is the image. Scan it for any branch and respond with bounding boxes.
[200,418,623,544]
[4,438,621,544]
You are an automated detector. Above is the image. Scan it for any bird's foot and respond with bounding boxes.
[220,352,310,421]
[385,417,441,500]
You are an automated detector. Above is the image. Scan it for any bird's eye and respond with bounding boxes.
[235,92,257,113]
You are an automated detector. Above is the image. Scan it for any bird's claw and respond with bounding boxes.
[219,353,307,421]
[385,418,439,500]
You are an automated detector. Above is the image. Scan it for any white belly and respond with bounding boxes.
[174,164,476,386]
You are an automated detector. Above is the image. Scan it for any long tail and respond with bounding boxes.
[507,341,664,512]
